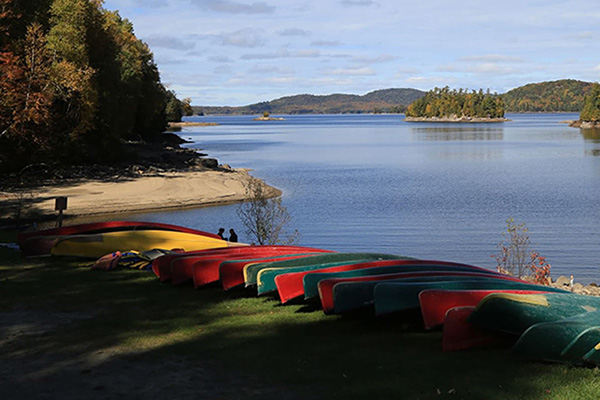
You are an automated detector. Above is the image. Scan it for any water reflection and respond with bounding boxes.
[411,126,504,142]
[581,128,600,143]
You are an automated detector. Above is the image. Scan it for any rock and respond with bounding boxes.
[200,158,218,169]
[555,276,571,287]
[573,283,585,292]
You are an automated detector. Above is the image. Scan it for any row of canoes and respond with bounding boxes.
[20,221,600,367]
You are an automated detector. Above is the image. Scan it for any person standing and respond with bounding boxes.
[228,228,238,243]
[217,228,225,240]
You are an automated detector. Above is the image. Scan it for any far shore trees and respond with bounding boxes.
[405,86,505,119]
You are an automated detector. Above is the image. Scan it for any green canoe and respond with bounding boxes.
[244,253,410,287]
[302,263,499,300]
[468,292,600,336]
[255,257,426,296]
[561,326,600,365]
[333,276,519,315]
[513,311,600,364]
[371,280,567,316]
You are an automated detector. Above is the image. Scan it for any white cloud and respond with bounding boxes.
[144,35,196,50]
[216,28,265,47]
[192,0,275,14]
[459,54,525,63]
[278,28,310,36]
[329,67,375,76]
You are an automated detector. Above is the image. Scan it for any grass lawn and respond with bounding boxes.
[1,231,600,399]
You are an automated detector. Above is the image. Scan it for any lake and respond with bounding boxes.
[131,113,600,283]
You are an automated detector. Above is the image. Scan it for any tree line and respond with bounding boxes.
[0,0,190,172]
[405,87,505,119]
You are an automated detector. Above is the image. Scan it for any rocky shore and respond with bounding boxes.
[568,120,600,129]
[545,275,600,296]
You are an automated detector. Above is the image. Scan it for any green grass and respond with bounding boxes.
[2,234,600,399]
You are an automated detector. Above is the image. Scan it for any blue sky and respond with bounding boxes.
[103,0,600,106]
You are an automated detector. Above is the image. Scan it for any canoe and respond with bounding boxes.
[219,250,333,290]
[191,250,333,288]
[560,326,600,364]
[326,273,521,315]
[468,292,600,336]
[419,289,552,330]
[372,279,563,316]
[18,221,221,257]
[152,247,255,281]
[50,229,241,258]
[441,306,513,352]
[158,245,327,284]
[256,257,437,296]
[273,259,493,303]
[304,261,499,300]
[243,252,412,287]
[513,311,600,364]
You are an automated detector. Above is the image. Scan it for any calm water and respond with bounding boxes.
[131,113,600,283]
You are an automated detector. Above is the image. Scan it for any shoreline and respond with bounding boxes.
[404,116,509,123]
[1,169,281,224]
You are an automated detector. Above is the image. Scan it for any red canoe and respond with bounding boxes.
[220,252,334,290]
[418,289,551,330]
[190,246,333,288]
[172,249,327,286]
[442,306,514,352]
[18,221,221,257]
[274,259,492,304]
[319,271,520,315]
[152,247,255,282]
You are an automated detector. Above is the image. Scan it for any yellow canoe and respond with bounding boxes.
[51,230,244,258]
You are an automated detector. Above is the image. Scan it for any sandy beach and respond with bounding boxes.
[0,168,281,221]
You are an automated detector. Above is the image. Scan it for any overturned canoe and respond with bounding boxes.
[372,279,559,316]
[219,250,333,290]
[191,249,333,288]
[441,306,514,352]
[274,259,491,303]
[243,253,412,287]
[419,289,552,330]
[304,261,498,300]
[19,221,221,257]
[468,292,598,336]
[513,310,600,364]
[51,229,241,258]
[326,273,521,315]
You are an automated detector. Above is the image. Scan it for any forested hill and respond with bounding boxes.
[193,88,426,115]
[503,79,594,112]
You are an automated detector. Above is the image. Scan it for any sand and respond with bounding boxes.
[0,169,281,220]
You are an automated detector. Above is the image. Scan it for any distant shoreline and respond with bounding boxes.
[568,120,600,129]
[404,116,509,123]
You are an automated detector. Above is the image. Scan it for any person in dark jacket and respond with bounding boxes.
[228,228,238,242]
[217,228,225,240]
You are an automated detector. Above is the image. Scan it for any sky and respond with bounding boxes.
[103,0,600,106]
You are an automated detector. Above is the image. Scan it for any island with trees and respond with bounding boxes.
[404,87,507,122]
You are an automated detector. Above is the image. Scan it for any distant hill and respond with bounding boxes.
[193,80,597,115]
[193,88,426,115]
[503,79,594,112]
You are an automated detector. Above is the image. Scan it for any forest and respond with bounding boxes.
[405,87,505,119]
[503,79,593,112]
[0,0,189,173]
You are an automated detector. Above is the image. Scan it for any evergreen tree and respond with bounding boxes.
[580,83,600,122]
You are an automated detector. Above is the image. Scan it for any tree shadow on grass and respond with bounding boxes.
[2,251,600,400]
